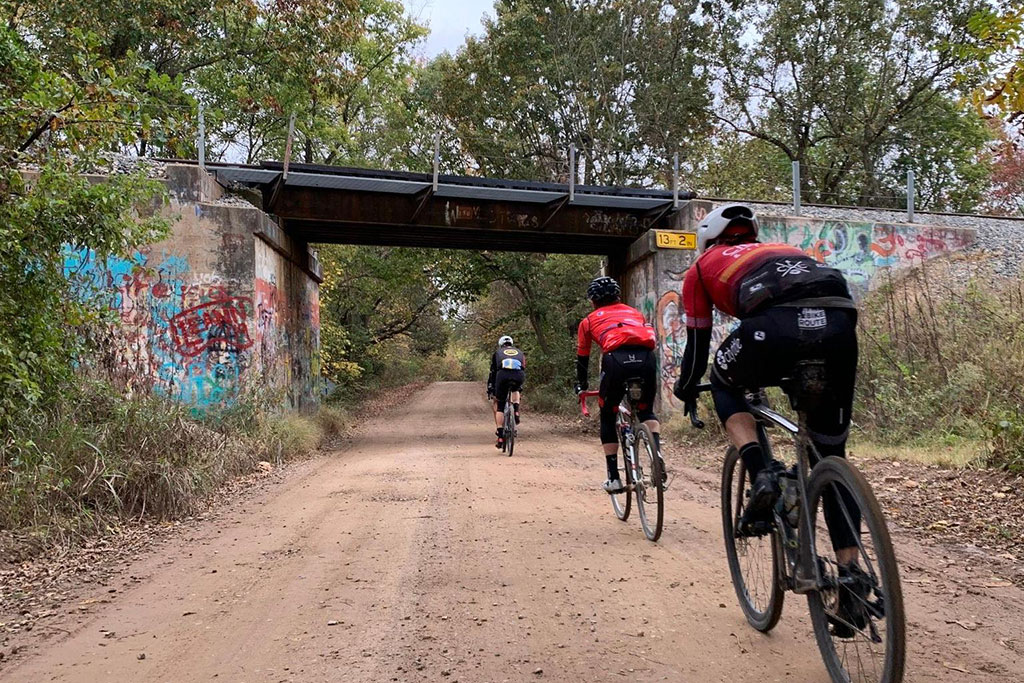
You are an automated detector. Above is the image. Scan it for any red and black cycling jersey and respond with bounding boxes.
[682,242,850,329]
[576,303,657,356]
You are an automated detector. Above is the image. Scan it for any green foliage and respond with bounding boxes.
[707,0,993,209]
[0,16,171,436]
[856,260,1024,471]
[965,4,1024,128]
[421,0,710,184]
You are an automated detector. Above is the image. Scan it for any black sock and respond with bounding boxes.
[739,442,768,476]
[606,454,619,481]
[496,428,503,438]
[652,431,662,456]
[513,403,519,413]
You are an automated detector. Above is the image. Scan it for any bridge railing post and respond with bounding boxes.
[792,160,801,215]
[432,133,440,192]
[673,152,679,209]
[906,170,915,223]
[569,144,575,202]
[283,112,296,181]
[198,102,205,173]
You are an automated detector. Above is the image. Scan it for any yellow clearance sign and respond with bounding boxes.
[655,231,697,250]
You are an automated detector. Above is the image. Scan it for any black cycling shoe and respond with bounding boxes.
[737,461,784,536]
[830,563,872,639]
[749,461,784,512]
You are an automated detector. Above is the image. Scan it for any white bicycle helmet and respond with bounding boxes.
[696,203,759,253]
[498,335,513,347]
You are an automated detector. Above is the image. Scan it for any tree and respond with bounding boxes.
[709,0,992,207]
[0,20,169,434]
[421,0,711,186]
[318,246,486,385]
[967,3,1024,128]
[987,126,1024,215]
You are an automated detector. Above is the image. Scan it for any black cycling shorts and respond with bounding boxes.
[598,346,657,444]
[494,369,524,411]
[710,305,860,551]
[709,305,857,446]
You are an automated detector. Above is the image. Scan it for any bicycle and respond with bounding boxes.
[579,378,664,541]
[494,381,521,457]
[688,362,905,683]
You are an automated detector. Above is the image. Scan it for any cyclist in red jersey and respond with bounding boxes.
[672,204,868,637]
[574,276,664,493]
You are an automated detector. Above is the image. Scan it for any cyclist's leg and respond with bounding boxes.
[494,371,511,445]
[806,310,860,564]
[509,371,524,423]
[711,311,794,512]
[710,316,778,475]
[634,349,662,454]
[599,353,627,485]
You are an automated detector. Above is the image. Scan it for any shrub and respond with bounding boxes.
[856,256,1024,469]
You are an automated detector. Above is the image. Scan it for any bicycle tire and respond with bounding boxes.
[610,430,632,521]
[504,404,515,457]
[721,446,785,632]
[633,423,664,542]
[805,456,905,683]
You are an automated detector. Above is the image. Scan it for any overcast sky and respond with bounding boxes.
[403,0,494,57]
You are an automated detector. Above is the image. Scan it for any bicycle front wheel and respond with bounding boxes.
[805,456,905,683]
[632,423,664,542]
[610,431,632,521]
[721,446,784,632]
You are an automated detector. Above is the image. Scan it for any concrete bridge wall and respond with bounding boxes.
[65,165,322,411]
[624,201,978,413]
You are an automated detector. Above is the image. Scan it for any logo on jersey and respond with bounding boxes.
[777,259,811,277]
[722,243,760,259]
[503,349,519,356]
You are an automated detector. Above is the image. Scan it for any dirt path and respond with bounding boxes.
[3,382,1022,682]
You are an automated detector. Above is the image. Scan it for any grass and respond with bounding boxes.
[0,378,343,556]
[847,436,988,468]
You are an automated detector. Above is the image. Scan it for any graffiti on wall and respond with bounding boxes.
[645,217,973,411]
[64,248,252,407]
[760,219,973,296]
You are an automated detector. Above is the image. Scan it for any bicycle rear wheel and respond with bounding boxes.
[609,431,632,521]
[504,404,515,457]
[632,423,664,542]
[805,456,905,683]
[721,446,784,632]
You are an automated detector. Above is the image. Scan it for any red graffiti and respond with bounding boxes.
[870,229,905,257]
[809,238,832,262]
[170,297,253,357]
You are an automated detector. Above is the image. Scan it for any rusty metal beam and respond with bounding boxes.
[271,185,655,242]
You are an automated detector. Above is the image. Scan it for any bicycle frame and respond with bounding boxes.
[745,393,826,594]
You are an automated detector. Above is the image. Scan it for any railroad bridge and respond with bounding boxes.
[71,162,977,412]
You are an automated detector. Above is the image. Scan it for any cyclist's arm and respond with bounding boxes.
[674,266,713,400]
[575,317,592,390]
[675,327,711,400]
[486,353,497,395]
